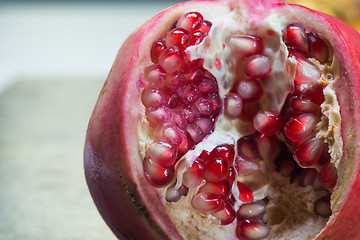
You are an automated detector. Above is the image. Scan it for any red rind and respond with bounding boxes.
[84,0,360,239]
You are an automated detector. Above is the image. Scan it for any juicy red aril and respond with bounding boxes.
[192,192,225,215]
[143,157,174,187]
[150,41,166,64]
[198,20,212,34]
[293,54,321,84]
[236,219,270,240]
[177,132,192,157]
[195,118,214,135]
[293,82,324,105]
[256,134,279,161]
[318,162,338,189]
[237,201,266,220]
[190,30,206,46]
[181,104,199,123]
[198,75,218,94]
[165,28,190,49]
[211,144,235,164]
[308,33,330,64]
[314,196,332,217]
[165,72,185,90]
[141,88,165,108]
[236,78,263,102]
[293,137,324,167]
[195,98,213,116]
[224,93,243,119]
[182,159,205,188]
[186,124,204,144]
[237,135,258,159]
[289,96,320,117]
[253,110,284,136]
[277,157,297,177]
[177,84,199,103]
[284,113,316,142]
[176,12,204,33]
[283,24,308,54]
[243,55,271,79]
[155,124,182,146]
[146,107,170,127]
[204,158,229,182]
[213,203,236,225]
[144,64,166,87]
[300,168,318,187]
[148,142,177,168]
[158,46,185,74]
[165,184,189,202]
[235,155,261,176]
[237,181,254,203]
[199,181,231,197]
[229,35,262,57]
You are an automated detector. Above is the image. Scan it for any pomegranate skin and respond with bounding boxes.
[84,0,360,239]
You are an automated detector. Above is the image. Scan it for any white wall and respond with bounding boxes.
[0,2,176,93]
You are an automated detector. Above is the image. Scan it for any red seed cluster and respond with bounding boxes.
[142,12,220,187]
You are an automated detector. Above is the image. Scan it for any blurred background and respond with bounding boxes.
[0,0,359,239]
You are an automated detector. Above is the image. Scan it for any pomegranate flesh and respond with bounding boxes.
[84,0,360,239]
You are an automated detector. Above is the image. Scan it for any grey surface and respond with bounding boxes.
[0,80,116,240]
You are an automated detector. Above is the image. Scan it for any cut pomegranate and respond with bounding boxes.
[84,2,360,240]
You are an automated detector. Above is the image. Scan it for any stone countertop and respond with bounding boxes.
[0,80,116,240]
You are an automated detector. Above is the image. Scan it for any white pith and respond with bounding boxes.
[136,5,343,240]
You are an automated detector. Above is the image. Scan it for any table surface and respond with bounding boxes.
[0,79,116,240]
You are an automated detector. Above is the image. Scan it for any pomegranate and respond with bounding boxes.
[84,0,360,239]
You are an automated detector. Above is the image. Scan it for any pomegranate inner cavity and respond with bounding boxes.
[139,10,341,240]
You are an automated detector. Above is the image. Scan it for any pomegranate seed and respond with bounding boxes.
[227,167,236,184]
[172,110,188,130]
[177,131,193,157]
[194,98,213,116]
[182,159,205,188]
[144,64,166,87]
[190,30,206,46]
[284,113,316,142]
[198,20,212,34]
[211,144,235,164]
[158,46,185,74]
[165,184,188,202]
[289,96,320,117]
[177,84,199,103]
[212,203,236,225]
[235,78,263,102]
[229,35,262,57]
[199,150,211,162]
[204,158,229,182]
[237,201,266,220]
[256,134,279,161]
[237,135,258,159]
[283,24,308,54]
[224,93,243,119]
[186,124,204,144]
[239,102,260,122]
[167,93,180,108]
[192,192,225,214]
[314,196,331,217]
[293,137,324,168]
[235,155,261,176]
[143,157,174,187]
[207,93,222,116]
[154,124,182,146]
[293,54,321,84]
[141,88,165,108]
[237,181,254,203]
[318,162,338,189]
[293,82,324,105]
[243,55,271,79]
[253,110,284,136]
[176,12,204,33]
[146,107,170,126]
[197,75,218,94]
[300,168,318,187]
[150,41,166,64]
[227,193,236,206]
[181,104,199,123]
[148,142,177,168]
[165,72,185,90]
[237,219,270,240]
[199,181,231,197]
[185,68,204,84]
[165,28,190,49]
[308,33,330,64]
[195,118,214,135]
